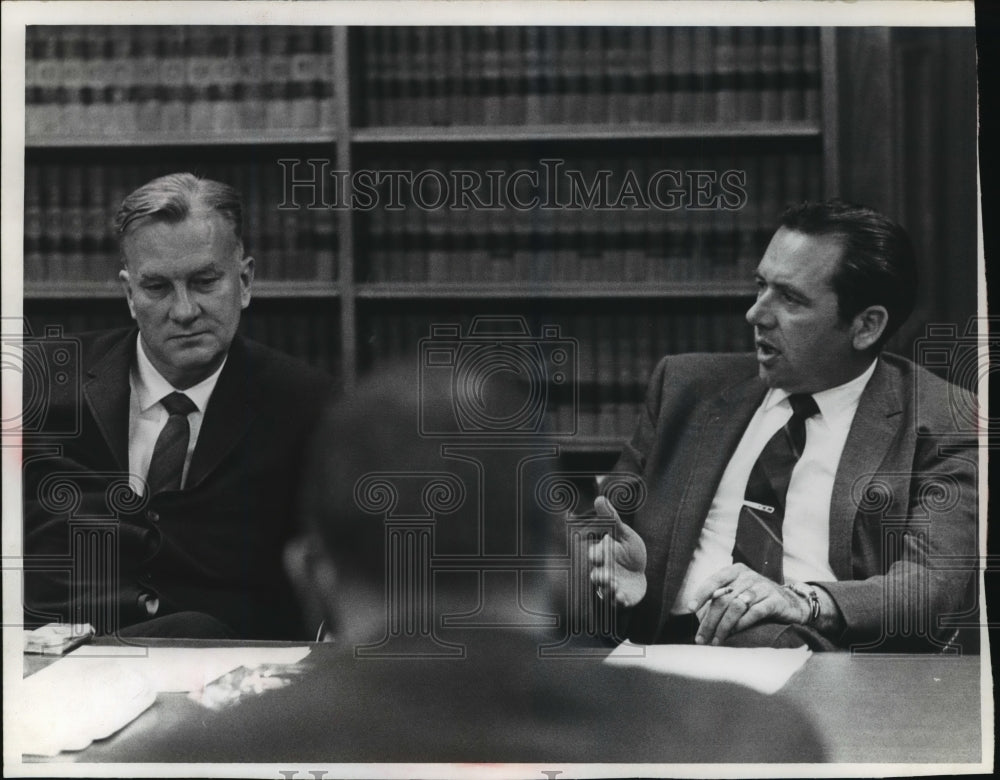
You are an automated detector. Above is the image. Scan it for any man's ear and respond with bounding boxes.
[850,305,889,351]
[118,268,138,321]
[283,535,338,640]
[239,255,254,309]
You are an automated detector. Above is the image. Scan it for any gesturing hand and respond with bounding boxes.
[586,496,648,608]
[687,564,807,646]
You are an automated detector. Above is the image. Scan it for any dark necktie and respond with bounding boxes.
[146,391,197,495]
[732,393,820,582]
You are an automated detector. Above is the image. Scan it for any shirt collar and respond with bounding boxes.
[763,358,878,421]
[133,334,227,414]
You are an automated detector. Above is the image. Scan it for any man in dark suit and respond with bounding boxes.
[94,365,825,764]
[22,172,331,639]
[588,201,978,652]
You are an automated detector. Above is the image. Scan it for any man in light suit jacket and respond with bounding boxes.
[588,201,978,652]
[22,173,331,639]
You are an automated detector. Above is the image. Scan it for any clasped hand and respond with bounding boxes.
[585,497,648,607]
[687,564,807,645]
[582,506,808,641]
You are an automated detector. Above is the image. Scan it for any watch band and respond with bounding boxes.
[785,581,821,626]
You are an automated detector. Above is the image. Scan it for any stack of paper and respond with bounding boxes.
[65,644,311,692]
[13,645,311,756]
[603,641,811,694]
[14,659,156,757]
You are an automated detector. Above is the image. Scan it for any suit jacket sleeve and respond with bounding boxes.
[816,376,979,651]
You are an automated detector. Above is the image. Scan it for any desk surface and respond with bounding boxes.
[782,652,984,763]
[22,641,986,766]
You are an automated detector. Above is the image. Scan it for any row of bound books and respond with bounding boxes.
[361,150,821,284]
[25,26,335,137]
[358,26,821,127]
[24,159,337,283]
[240,303,341,375]
[26,149,819,285]
[362,307,752,385]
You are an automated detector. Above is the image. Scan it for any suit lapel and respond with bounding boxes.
[82,330,135,470]
[659,374,767,614]
[187,336,260,489]
[828,359,903,579]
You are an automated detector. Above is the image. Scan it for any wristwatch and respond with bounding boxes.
[785,581,821,626]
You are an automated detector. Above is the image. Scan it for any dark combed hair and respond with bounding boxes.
[114,172,244,259]
[779,200,918,351]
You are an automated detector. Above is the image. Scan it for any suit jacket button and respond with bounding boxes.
[146,510,159,523]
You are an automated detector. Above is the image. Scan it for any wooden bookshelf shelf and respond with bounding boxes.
[253,282,340,299]
[352,121,822,145]
[356,282,757,300]
[24,282,123,300]
[552,436,627,454]
[24,281,340,300]
[25,132,338,150]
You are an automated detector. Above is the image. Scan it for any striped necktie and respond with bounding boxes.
[731,393,819,582]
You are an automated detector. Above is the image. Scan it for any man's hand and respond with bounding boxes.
[688,564,807,646]
[586,496,648,607]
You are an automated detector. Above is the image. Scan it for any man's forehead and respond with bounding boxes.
[760,228,843,286]
[133,257,224,278]
[125,210,231,241]
[123,212,240,264]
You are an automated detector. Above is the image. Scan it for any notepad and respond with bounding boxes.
[14,658,156,757]
[603,641,811,694]
[14,645,311,756]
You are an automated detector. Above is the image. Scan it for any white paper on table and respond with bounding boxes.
[603,641,811,695]
[14,658,156,757]
[64,644,311,692]
[13,646,311,756]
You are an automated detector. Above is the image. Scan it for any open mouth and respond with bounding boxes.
[756,339,779,362]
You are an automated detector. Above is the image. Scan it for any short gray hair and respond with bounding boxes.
[115,172,244,262]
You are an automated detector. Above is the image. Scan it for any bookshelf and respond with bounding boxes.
[24,24,837,460]
[351,122,821,143]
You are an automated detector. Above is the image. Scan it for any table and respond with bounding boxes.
[782,652,984,763]
[20,641,987,766]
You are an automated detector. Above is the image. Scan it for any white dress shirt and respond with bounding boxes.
[128,335,226,496]
[671,359,878,614]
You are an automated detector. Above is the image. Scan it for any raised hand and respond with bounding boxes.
[586,496,648,608]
